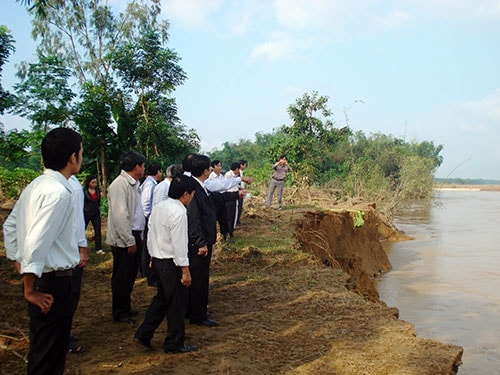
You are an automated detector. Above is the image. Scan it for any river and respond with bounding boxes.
[377,189,500,374]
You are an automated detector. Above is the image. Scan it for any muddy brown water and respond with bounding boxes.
[377,189,500,374]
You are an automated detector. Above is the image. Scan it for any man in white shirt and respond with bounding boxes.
[3,127,83,375]
[134,175,198,353]
[106,150,146,323]
[140,163,162,286]
[68,175,89,353]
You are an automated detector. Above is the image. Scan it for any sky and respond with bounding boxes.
[1,0,500,180]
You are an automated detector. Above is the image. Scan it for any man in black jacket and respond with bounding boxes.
[186,155,243,327]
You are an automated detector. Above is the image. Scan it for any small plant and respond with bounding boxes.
[351,210,365,227]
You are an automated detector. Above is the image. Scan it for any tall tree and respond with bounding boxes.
[29,0,199,186]
[12,53,75,131]
[0,25,15,114]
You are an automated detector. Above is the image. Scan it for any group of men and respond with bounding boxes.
[2,127,253,374]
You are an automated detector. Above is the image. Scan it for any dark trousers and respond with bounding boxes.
[225,200,238,234]
[28,273,75,375]
[187,245,212,323]
[237,196,243,224]
[141,218,156,285]
[111,231,141,320]
[135,258,187,351]
[84,214,102,250]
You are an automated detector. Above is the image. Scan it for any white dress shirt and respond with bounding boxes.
[152,178,171,206]
[69,175,87,248]
[205,173,241,192]
[3,169,80,277]
[140,175,157,218]
[147,198,189,267]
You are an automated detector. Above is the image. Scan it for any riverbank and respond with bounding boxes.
[0,201,463,374]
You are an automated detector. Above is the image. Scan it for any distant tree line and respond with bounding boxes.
[435,178,500,185]
[210,91,444,213]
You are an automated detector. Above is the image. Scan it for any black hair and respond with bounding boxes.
[238,159,247,166]
[230,162,240,171]
[146,162,162,176]
[121,151,146,172]
[168,174,197,199]
[280,155,287,160]
[41,127,82,171]
[211,160,221,168]
[182,153,195,172]
[190,154,210,178]
[84,174,97,189]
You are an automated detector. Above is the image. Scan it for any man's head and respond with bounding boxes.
[190,154,211,180]
[238,159,247,171]
[121,151,146,180]
[146,162,162,181]
[168,174,197,206]
[182,153,196,173]
[211,160,222,175]
[230,162,240,175]
[42,127,83,174]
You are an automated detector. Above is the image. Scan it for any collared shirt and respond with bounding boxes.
[132,182,145,231]
[193,176,209,196]
[224,170,240,192]
[152,178,171,206]
[147,198,189,267]
[205,172,241,193]
[140,175,157,218]
[3,169,80,277]
[106,170,140,248]
[272,162,291,180]
[69,175,87,248]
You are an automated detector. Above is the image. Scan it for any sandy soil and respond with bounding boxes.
[0,202,463,374]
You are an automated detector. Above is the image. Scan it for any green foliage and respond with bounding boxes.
[0,25,15,114]
[350,211,365,228]
[0,166,38,200]
[12,54,75,130]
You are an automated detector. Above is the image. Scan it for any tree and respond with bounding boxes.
[28,0,199,187]
[12,53,75,131]
[111,26,196,160]
[270,91,351,185]
[0,25,15,114]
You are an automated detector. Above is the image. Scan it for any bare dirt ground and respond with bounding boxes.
[0,200,463,374]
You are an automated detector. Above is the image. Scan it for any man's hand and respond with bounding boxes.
[24,273,54,314]
[127,244,137,255]
[197,246,208,257]
[78,247,89,268]
[238,189,247,198]
[180,267,191,287]
[241,176,253,184]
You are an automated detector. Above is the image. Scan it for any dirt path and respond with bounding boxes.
[0,205,463,374]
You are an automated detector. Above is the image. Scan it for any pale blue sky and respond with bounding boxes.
[1,0,500,180]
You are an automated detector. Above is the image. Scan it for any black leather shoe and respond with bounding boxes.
[113,316,136,324]
[192,318,219,327]
[165,344,198,354]
[128,309,139,317]
[134,336,154,350]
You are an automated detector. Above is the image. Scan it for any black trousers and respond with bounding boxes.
[187,245,212,323]
[141,217,157,285]
[225,200,238,235]
[111,231,141,320]
[28,273,75,375]
[84,213,102,250]
[135,258,187,351]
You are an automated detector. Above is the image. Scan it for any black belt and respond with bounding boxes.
[272,177,284,181]
[41,269,74,278]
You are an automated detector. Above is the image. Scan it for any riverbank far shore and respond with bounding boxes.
[0,202,463,374]
[434,184,500,192]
